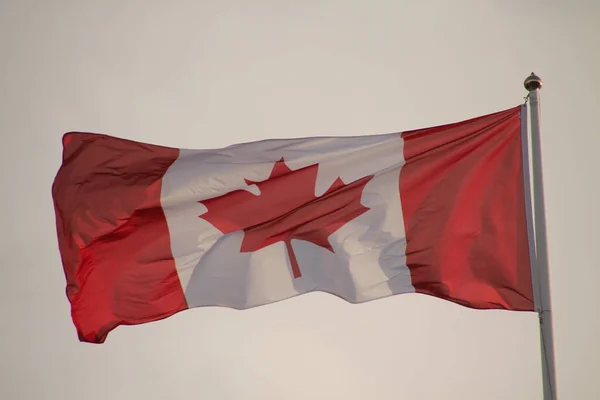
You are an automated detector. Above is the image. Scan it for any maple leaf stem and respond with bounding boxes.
[284,239,302,279]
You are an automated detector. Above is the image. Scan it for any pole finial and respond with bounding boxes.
[524,72,543,92]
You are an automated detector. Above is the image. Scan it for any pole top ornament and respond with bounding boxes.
[524,72,543,92]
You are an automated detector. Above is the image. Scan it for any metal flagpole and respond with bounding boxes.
[523,73,557,400]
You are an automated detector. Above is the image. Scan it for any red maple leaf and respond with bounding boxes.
[199,158,373,278]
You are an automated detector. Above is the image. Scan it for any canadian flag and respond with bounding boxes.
[52,106,533,343]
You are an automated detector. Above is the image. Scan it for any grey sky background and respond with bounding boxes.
[1,1,599,399]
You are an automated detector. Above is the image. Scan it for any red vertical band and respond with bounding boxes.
[400,107,534,311]
[52,133,187,343]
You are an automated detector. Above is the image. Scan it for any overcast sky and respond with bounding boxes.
[2,1,599,399]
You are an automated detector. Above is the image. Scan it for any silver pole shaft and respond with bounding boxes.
[525,74,557,400]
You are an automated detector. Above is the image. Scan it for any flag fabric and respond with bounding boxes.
[52,106,533,343]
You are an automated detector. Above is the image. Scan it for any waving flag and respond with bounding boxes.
[52,106,533,343]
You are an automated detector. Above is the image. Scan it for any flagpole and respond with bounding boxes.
[523,73,557,400]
